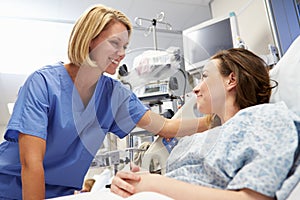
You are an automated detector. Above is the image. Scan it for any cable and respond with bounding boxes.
[235,0,255,16]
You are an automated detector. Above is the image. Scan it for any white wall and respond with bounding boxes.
[210,0,274,55]
[0,125,6,142]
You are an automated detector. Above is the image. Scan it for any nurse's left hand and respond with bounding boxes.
[110,170,141,198]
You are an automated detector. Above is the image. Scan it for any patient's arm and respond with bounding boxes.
[137,110,208,138]
[111,172,274,200]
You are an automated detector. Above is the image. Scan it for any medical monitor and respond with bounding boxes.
[183,12,239,72]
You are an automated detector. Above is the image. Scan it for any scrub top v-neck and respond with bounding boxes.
[0,62,148,199]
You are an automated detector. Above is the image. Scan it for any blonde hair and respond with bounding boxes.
[68,4,132,67]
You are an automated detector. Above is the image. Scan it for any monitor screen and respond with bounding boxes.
[183,14,239,72]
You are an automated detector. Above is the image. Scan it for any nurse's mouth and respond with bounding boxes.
[110,58,119,65]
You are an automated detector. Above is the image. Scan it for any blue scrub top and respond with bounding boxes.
[0,62,148,199]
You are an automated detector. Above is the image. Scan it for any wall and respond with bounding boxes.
[210,0,275,55]
[0,125,6,142]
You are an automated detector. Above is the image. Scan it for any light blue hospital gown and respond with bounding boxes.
[0,62,148,199]
[166,102,299,198]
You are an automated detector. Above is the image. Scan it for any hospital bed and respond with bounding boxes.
[140,35,300,200]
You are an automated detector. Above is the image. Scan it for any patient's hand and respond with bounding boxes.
[110,163,142,198]
[110,171,141,197]
[125,173,161,193]
[129,162,140,172]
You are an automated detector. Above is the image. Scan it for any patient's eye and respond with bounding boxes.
[201,73,208,80]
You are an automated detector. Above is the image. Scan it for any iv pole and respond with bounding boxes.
[134,12,172,50]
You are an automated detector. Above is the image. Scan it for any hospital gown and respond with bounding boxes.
[0,62,148,199]
[166,102,299,198]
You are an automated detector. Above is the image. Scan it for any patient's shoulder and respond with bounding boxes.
[233,102,291,122]
[222,102,298,144]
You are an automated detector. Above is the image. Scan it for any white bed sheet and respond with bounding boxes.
[48,190,173,200]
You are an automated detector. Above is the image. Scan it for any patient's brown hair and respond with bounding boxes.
[212,48,274,109]
[207,48,276,128]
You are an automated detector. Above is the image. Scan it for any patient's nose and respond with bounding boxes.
[193,84,201,94]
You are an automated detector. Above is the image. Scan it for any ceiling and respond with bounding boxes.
[0,0,212,125]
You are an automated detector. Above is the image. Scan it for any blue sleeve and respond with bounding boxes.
[5,71,49,142]
[109,82,149,138]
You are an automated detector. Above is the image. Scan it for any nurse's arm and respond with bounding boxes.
[19,133,46,200]
[137,110,208,138]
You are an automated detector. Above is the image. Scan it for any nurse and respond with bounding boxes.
[0,4,207,200]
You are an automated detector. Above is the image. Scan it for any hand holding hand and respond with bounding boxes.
[110,162,142,198]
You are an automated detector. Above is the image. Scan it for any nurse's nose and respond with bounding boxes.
[116,47,126,57]
[117,50,125,61]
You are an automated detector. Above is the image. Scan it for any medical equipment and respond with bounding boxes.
[91,147,151,175]
[119,46,190,173]
[91,150,130,175]
[135,12,173,50]
[134,81,169,99]
[120,46,193,122]
[121,11,186,92]
[182,12,240,74]
[182,11,278,77]
[120,46,182,89]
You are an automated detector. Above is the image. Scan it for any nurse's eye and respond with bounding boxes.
[108,39,121,50]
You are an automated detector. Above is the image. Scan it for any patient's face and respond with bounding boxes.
[193,59,226,115]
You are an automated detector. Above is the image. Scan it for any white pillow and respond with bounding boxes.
[90,169,112,192]
[270,35,300,116]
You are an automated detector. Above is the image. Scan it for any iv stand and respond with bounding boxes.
[134,12,172,50]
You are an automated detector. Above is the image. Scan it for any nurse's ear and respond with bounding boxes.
[225,72,237,91]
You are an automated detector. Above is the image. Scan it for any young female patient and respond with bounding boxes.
[110,48,299,200]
